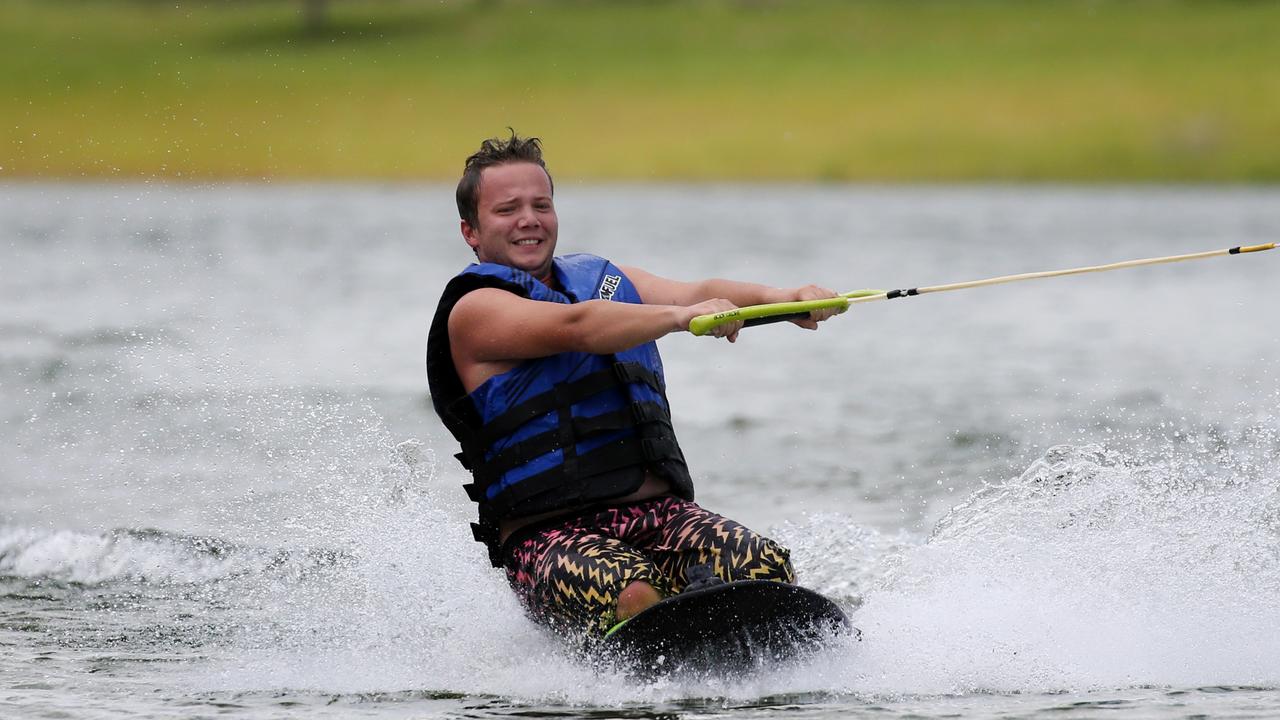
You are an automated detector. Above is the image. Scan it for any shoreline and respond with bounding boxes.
[5,0,1278,181]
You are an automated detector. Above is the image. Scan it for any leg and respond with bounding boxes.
[504,520,675,639]
[640,497,795,590]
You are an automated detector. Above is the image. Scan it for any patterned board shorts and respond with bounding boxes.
[502,495,795,639]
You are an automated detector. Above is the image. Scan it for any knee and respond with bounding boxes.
[765,543,796,583]
[616,580,662,620]
[726,540,795,583]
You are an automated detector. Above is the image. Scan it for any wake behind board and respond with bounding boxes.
[599,580,854,678]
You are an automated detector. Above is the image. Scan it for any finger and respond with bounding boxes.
[804,310,828,324]
[800,285,839,302]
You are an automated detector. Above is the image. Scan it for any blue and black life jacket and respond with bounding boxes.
[426,254,694,566]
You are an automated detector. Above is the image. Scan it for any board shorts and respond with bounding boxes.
[502,495,795,639]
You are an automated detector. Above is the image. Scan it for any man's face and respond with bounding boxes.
[462,162,558,278]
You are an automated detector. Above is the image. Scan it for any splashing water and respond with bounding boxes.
[4,392,1279,711]
[848,435,1280,695]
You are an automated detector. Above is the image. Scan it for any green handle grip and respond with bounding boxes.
[688,296,851,336]
[687,289,886,336]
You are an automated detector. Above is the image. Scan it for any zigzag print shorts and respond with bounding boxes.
[502,495,794,638]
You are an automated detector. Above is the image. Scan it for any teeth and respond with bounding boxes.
[515,239,539,245]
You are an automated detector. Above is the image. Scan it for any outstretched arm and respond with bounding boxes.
[620,266,841,330]
[450,288,741,362]
[449,287,748,391]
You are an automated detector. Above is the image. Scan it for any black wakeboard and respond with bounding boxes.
[598,580,855,678]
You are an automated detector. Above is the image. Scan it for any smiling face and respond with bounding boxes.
[461,161,558,280]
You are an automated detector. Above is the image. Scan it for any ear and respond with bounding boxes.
[461,219,480,253]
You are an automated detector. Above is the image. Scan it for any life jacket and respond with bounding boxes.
[426,254,694,566]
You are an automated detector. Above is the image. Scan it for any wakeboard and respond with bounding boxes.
[598,580,855,678]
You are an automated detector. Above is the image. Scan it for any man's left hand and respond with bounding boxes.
[788,285,842,330]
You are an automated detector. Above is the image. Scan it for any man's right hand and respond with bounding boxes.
[681,298,743,342]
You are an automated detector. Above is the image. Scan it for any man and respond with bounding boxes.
[427,132,840,641]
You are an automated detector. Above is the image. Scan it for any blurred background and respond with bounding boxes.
[4,0,1278,182]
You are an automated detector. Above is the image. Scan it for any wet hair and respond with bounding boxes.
[456,130,553,230]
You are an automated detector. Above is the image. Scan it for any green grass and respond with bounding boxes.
[3,0,1278,181]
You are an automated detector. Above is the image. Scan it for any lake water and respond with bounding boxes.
[2,183,1278,719]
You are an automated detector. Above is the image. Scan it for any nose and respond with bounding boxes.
[516,205,540,228]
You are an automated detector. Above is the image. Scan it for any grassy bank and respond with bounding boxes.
[3,0,1278,181]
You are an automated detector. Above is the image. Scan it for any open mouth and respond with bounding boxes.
[514,238,542,246]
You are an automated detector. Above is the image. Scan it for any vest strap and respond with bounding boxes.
[484,435,683,517]
[468,401,675,487]
[478,362,663,444]
[612,361,662,388]
[471,505,505,567]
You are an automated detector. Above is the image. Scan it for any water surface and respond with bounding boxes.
[2,183,1279,718]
